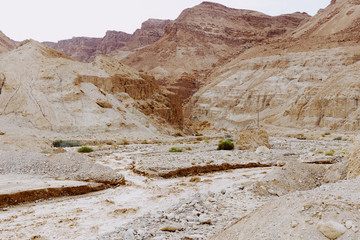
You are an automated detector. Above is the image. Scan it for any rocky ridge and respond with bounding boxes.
[0,31,15,54]
[122,2,310,102]
[187,0,360,131]
[44,18,170,62]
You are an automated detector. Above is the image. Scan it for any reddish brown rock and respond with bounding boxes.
[122,2,310,103]
[0,31,15,54]
[43,19,170,62]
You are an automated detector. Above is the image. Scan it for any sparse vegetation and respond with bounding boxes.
[77,146,94,153]
[325,150,335,156]
[333,136,342,141]
[53,140,81,148]
[141,140,150,144]
[217,139,234,151]
[169,147,184,152]
[316,150,324,154]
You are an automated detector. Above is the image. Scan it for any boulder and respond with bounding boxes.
[317,221,347,239]
[236,129,270,150]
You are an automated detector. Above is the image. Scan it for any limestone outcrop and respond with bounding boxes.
[187,0,360,131]
[0,40,182,136]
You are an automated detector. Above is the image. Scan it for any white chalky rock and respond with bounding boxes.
[317,221,346,239]
[255,146,270,154]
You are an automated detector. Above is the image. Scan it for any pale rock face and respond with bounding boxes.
[0,40,182,136]
[188,47,360,131]
[345,136,360,179]
[185,0,360,131]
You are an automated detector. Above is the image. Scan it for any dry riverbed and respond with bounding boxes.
[0,133,351,239]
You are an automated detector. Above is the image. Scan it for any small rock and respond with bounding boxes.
[291,220,299,228]
[317,220,346,239]
[345,220,353,229]
[186,215,196,222]
[137,229,146,236]
[161,223,185,232]
[0,132,5,135]
[190,177,201,182]
[184,234,205,239]
[255,146,270,154]
[199,215,212,224]
[276,161,286,167]
[221,189,226,195]
[124,229,135,240]
[167,213,175,220]
[208,197,216,202]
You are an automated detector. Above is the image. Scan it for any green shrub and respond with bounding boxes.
[333,136,342,141]
[169,147,184,152]
[217,140,234,151]
[53,140,81,148]
[77,146,94,153]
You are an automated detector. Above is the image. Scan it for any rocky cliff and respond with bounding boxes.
[123,18,171,50]
[122,2,310,102]
[44,31,130,62]
[0,40,182,136]
[0,31,15,54]
[44,19,170,62]
[187,0,360,131]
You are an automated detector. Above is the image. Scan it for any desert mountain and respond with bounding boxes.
[121,2,310,102]
[0,40,182,138]
[44,19,170,62]
[44,31,131,62]
[187,0,360,131]
[121,18,171,51]
[0,31,15,54]
[292,0,360,39]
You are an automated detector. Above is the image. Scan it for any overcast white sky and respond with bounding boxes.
[1,0,330,42]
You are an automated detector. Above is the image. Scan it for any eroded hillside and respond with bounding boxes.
[0,40,182,151]
[187,0,360,131]
[122,2,310,102]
